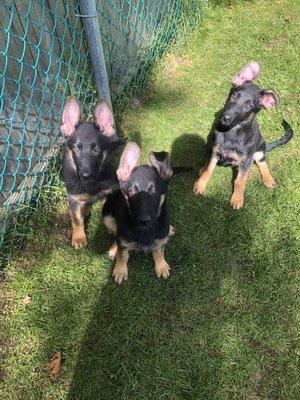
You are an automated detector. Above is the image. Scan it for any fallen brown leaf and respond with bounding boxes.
[227,3,236,10]
[132,98,142,108]
[266,36,284,50]
[284,14,293,22]
[22,294,31,305]
[45,351,61,380]
[0,367,6,382]
[213,296,222,304]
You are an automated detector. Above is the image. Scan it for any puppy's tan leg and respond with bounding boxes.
[152,246,170,279]
[230,168,251,210]
[70,203,88,249]
[257,160,275,188]
[103,215,117,234]
[113,247,129,284]
[193,155,218,195]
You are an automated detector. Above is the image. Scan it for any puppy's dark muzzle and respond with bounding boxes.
[220,113,232,126]
[137,214,151,227]
[79,170,95,182]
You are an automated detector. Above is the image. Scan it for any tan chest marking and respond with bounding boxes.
[214,146,246,165]
[69,192,103,204]
[120,236,169,252]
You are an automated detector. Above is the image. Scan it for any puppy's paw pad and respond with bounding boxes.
[113,267,128,284]
[230,195,244,210]
[155,262,170,279]
[72,235,87,249]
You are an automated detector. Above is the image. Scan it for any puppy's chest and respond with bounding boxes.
[120,236,169,253]
[213,131,247,167]
[215,146,246,166]
[213,130,253,166]
[68,191,105,204]
[69,178,117,200]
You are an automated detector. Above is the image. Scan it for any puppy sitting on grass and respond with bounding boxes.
[102,142,174,284]
[194,61,293,209]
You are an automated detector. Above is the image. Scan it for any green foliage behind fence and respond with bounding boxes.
[0,0,205,266]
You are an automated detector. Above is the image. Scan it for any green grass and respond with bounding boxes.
[1,1,300,399]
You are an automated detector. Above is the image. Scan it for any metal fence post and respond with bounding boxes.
[77,1,114,123]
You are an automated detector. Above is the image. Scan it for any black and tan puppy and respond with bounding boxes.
[102,142,174,284]
[61,97,121,249]
[194,61,293,209]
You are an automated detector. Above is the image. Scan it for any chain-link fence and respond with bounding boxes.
[0,0,205,265]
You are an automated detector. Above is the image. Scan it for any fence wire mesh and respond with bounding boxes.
[0,0,205,265]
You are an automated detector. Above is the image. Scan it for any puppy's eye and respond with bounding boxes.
[72,144,80,153]
[148,183,156,195]
[93,144,101,153]
[128,184,139,197]
[243,101,253,111]
[231,92,240,101]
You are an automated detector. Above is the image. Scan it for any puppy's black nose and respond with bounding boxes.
[221,114,231,123]
[137,215,151,226]
[81,171,92,179]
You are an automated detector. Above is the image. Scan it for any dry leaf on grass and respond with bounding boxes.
[22,295,31,305]
[0,367,6,382]
[132,98,142,108]
[45,351,61,380]
[284,14,293,22]
[227,3,236,10]
[213,296,222,304]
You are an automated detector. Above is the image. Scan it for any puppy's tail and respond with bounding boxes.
[266,119,293,152]
[172,166,193,175]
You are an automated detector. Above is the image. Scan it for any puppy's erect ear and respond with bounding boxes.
[149,151,173,180]
[60,97,81,136]
[93,100,116,137]
[260,89,279,109]
[232,61,260,87]
[117,142,140,181]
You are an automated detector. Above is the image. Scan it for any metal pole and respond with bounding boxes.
[77,0,113,110]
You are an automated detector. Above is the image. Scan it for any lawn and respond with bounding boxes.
[1,0,299,399]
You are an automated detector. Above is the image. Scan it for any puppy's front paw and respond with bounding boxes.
[169,225,175,237]
[263,176,276,189]
[113,264,128,284]
[72,234,87,249]
[230,194,244,210]
[155,261,170,279]
[107,242,118,260]
[193,178,207,195]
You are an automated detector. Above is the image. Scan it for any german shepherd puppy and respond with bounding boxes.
[102,142,175,284]
[61,97,121,249]
[194,61,293,209]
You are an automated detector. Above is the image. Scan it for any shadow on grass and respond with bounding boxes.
[63,133,300,400]
[19,132,296,399]
[66,171,298,399]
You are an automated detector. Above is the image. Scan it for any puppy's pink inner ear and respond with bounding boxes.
[232,61,260,87]
[94,101,115,137]
[260,93,277,109]
[60,97,80,136]
[117,142,140,181]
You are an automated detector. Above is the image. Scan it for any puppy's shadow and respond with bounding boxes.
[170,133,206,172]
[169,109,223,174]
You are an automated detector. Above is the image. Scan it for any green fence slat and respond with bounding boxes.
[0,0,204,266]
